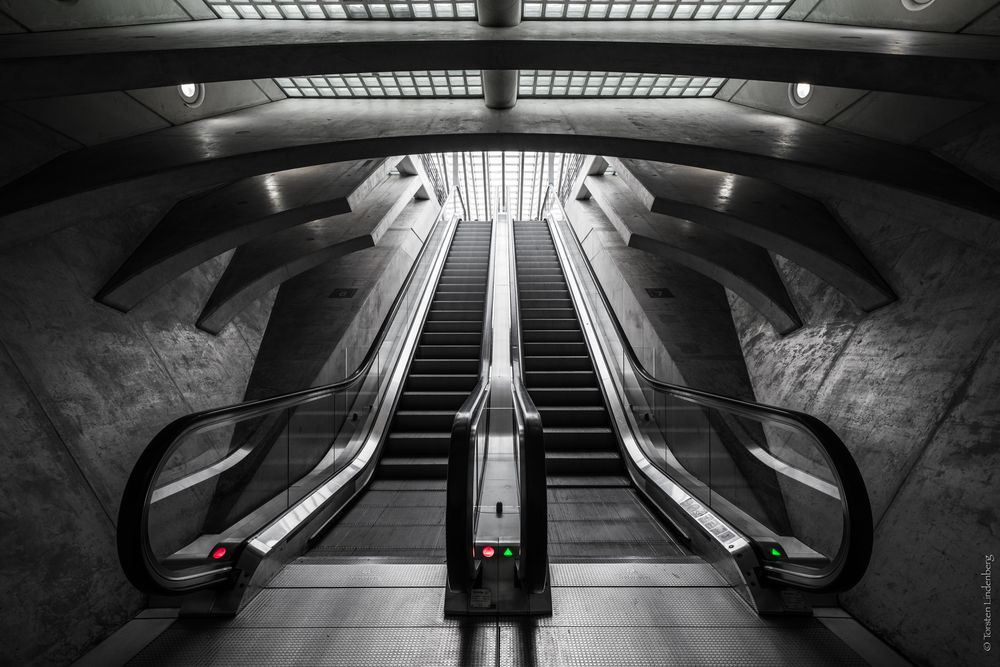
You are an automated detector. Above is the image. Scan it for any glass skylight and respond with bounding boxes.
[428,152,577,221]
[206,0,789,19]
[276,72,482,97]
[519,72,725,97]
[275,71,724,98]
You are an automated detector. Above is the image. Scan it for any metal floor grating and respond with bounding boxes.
[550,562,726,587]
[309,482,447,558]
[547,485,687,560]
[130,625,497,666]
[543,587,767,627]
[221,587,453,628]
[498,625,868,666]
[270,562,447,588]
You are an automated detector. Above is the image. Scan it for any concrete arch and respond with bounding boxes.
[606,157,896,311]
[577,171,801,334]
[0,20,997,102]
[97,157,399,311]
[1,98,998,251]
[198,172,433,334]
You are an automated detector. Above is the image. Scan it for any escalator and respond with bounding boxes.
[113,200,501,664]
[311,219,492,561]
[513,220,685,561]
[497,202,880,665]
[108,189,881,665]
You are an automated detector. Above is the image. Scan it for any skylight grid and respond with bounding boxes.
[430,152,573,221]
[206,0,789,19]
[274,71,724,98]
[207,0,476,19]
[523,0,789,19]
[275,72,482,97]
[519,71,725,97]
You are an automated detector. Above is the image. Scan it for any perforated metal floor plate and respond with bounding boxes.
[370,479,448,491]
[544,587,766,628]
[498,625,867,666]
[312,524,446,555]
[130,625,497,666]
[551,562,726,587]
[224,587,452,628]
[270,563,447,588]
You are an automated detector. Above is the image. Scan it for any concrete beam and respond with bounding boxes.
[607,157,896,311]
[2,99,998,250]
[97,157,394,311]
[0,20,997,102]
[197,173,435,333]
[582,170,801,334]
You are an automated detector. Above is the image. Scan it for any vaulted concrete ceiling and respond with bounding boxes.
[2,0,998,334]
[1,20,998,102]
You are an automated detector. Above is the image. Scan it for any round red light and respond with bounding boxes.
[211,546,227,560]
[482,546,495,558]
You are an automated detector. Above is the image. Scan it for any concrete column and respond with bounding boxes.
[475,0,520,25]
[483,69,519,110]
[478,0,521,109]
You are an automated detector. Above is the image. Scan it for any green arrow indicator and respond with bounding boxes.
[770,547,783,557]
[503,548,514,557]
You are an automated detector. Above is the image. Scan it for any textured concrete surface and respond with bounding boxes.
[0,105,79,188]
[582,170,801,334]
[560,197,794,534]
[801,0,999,32]
[98,157,392,311]
[2,19,999,101]
[0,342,142,667]
[607,156,894,312]
[204,205,433,528]
[197,173,432,333]
[728,192,1000,666]
[4,98,997,252]
[0,199,275,665]
[0,0,190,31]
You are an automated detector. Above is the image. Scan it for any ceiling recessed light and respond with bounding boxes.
[178,83,205,107]
[789,82,813,107]
[901,0,935,11]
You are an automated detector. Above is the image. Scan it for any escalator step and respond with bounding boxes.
[545,450,626,476]
[385,432,451,456]
[538,406,610,428]
[377,456,449,478]
[405,374,478,391]
[397,391,471,410]
[530,387,604,405]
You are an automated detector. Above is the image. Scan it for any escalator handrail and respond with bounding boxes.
[445,219,498,592]
[117,191,459,594]
[545,190,872,593]
[507,218,549,593]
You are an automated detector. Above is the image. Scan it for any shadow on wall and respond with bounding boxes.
[727,189,1000,666]
[0,197,276,665]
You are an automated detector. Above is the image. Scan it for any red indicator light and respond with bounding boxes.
[211,546,227,560]
[482,546,495,558]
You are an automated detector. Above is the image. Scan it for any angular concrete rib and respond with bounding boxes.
[607,157,896,311]
[0,20,998,102]
[2,98,999,249]
[97,157,397,311]
[579,170,801,334]
[197,171,433,334]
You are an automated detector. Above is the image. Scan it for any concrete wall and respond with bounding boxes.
[726,173,1000,665]
[0,197,275,665]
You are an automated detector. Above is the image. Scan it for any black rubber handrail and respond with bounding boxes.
[117,194,460,595]
[545,193,872,593]
[445,219,497,593]
[508,219,548,593]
